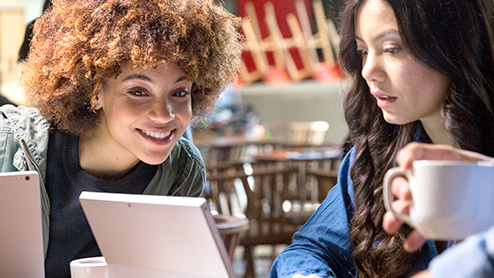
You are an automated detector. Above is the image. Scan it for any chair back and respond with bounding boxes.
[205,161,321,278]
[267,121,329,145]
[197,138,281,166]
[290,121,329,145]
[305,168,338,202]
[205,163,305,245]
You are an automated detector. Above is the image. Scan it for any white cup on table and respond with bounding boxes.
[383,160,494,240]
[70,256,109,278]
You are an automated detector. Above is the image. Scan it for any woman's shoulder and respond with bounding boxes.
[167,137,206,173]
[339,146,356,178]
[174,138,204,163]
[333,146,356,203]
[0,105,51,131]
[0,105,52,172]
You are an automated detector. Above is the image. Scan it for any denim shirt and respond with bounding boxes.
[270,130,442,277]
[430,225,494,277]
[0,105,206,256]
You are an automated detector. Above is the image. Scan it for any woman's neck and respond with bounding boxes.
[78,126,139,180]
[420,114,456,146]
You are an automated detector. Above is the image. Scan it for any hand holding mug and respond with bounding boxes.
[382,143,494,251]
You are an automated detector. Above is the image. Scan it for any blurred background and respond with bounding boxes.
[0,1,348,277]
[0,0,349,145]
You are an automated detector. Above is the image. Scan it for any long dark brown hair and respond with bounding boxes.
[339,0,494,277]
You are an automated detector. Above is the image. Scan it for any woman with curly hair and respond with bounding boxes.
[270,0,494,277]
[1,0,240,276]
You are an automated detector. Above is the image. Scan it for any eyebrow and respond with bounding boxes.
[122,74,188,84]
[355,29,400,43]
[175,76,187,83]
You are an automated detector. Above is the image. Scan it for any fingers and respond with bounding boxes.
[396,143,446,169]
[403,229,427,252]
[383,196,410,233]
[384,204,427,253]
[390,176,412,201]
[411,270,433,278]
[383,176,412,234]
[397,142,494,168]
[383,212,402,235]
[383,211,402,234]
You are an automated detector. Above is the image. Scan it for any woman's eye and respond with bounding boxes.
[384,47,400,55]
[129,90,147,97]
[357,49,368,56]
[173,89,191,97]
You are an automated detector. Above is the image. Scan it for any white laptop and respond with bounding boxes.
[0,171,45,277]
[79,192,235,278]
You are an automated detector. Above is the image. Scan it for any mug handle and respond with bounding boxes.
[383,167,413,226]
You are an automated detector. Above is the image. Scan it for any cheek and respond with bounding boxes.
[417,71,449,102]
[392,64,417,87]
[112,99,150,117]
[103,102,144,132]
[174,101,193,120]
[400,64,447,95]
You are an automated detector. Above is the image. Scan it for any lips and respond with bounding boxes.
[371,90,397,108]
[137,128,175,145]
[142,130,171,140]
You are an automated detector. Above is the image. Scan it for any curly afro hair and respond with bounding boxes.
[20,0,242,135]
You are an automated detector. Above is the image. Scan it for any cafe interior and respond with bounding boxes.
[0,0,348,277]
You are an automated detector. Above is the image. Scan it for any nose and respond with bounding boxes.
[148,99,175,123]
[361,51,385,84]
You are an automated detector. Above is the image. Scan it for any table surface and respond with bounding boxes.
[213,214,249,234]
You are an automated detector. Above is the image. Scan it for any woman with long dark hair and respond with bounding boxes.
[270,0,494,277]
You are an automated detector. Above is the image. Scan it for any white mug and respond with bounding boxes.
[70,256,109,278]
[383,160,494,240]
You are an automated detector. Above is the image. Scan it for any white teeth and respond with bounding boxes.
[143,130,171,139]
[381,95,389,99]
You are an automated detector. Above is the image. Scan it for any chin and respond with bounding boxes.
[382,113,410,125]
[141,152,172,165]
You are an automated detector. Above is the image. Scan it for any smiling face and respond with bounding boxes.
[91,62,192,169]
[355,0,450,126]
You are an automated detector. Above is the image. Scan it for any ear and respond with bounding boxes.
[91,95,102,110]
[90,81,104,111]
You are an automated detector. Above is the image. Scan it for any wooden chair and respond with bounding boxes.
[263,1,312,82]
[213,214,250,261]
[205,162,315,278]
[240,16,270,84]
[303,156,341,202]
[306,168,338,202]
[311,0,336,67]
[267,121,330,146]
[241,1,293,85]
[198,140,283,170]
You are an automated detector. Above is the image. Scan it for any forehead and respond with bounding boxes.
[115,61,185,80]
[355,0,397,38]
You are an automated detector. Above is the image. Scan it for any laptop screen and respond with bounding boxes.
[79,192,234,278]
[0,171,45,277]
